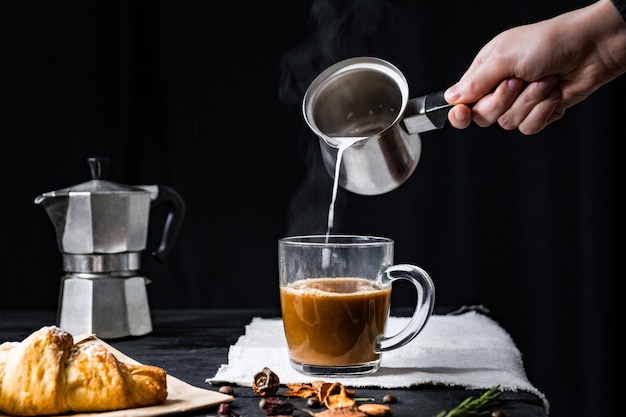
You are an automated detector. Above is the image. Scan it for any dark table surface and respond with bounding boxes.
[0,309,548,417]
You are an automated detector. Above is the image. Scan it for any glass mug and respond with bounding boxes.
[278,235,435,376]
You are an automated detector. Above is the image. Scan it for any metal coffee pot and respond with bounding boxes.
[34,157,185,339]
[303,57,452,195]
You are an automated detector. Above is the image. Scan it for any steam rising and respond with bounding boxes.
[280,0,400,236]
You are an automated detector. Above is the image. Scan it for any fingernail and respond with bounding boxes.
[445,86,461,103]
[452,107,468,122]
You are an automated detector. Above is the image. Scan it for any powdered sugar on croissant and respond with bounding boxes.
[0,326,167,416]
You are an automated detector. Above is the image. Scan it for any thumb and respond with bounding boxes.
[444,70,502,105]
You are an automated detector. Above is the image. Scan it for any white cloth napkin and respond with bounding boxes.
[207,310,549,412]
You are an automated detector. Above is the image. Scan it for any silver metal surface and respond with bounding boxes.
[57,275,152,339]
[303,57,437,195]
[62,252,141,273]
[35,186,154,254]
[35,158,184,339]
[318,133,421,196]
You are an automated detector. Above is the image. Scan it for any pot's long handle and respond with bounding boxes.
[402,90,453,135]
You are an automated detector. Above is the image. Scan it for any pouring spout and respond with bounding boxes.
[402,90,452,134]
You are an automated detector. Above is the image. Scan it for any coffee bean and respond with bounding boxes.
[219,385,234,395]
[383,394,397,404]
[218,402,232,416]
[307,397,322,408]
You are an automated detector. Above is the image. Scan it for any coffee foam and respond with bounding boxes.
[284,277,383,296]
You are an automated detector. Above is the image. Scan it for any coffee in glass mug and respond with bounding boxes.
[278,235,435,376]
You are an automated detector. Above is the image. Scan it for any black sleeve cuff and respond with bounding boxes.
[612,0,626,22]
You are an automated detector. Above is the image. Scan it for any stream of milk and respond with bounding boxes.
[322,137,363,267]
[325,137,365,238]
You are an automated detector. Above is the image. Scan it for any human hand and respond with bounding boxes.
[444,0,626,135]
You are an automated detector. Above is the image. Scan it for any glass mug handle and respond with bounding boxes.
[376,264,436,352]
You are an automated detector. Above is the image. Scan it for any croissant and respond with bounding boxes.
[0,326,168,416]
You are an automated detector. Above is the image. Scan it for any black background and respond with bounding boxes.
[0,1,620,417]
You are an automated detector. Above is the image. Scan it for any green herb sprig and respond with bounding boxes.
[435,385,501,417]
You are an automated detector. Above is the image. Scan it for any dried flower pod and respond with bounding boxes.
[253,367,280,397]
[325,388,356,408]
[283,383,317,398]
[259,396,295,416]
[357,404,393,417]
[318,382,355,409]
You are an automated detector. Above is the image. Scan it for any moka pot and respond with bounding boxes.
[34,157,185,339]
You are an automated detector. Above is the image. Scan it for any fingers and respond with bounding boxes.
[471,78,526,127]
[511,88,562,135]
[496,76,560,134]
[446,76,562,135]
[443,35,521,106]
[446,78,525,130]
[444,54,512,105]
[447,104,472,129]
